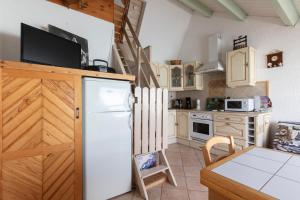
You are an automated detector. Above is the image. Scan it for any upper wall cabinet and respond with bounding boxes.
[169,65,184,91]
[183,62,203,91]
[151,63,204,91]
[226,47,256,88]
[156,64,169,89]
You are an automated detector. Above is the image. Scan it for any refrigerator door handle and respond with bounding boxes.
[128,113,132,130]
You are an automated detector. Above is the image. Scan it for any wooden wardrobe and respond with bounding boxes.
[0,61,135,200]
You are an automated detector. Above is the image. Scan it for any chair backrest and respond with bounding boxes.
[203,136,235,166]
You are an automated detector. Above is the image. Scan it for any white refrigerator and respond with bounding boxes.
[83,77,132,200]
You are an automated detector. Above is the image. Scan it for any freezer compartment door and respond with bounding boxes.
[84,112,132,200]
[83,78,132,113]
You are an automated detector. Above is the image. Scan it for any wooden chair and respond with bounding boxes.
[203,136,235,167]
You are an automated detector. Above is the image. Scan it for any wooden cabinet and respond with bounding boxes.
[213,112,270,153]
[0,61,135,200]
[169,65,183,91]
[0,68,82,199]
[226,47,256,88]
[168,110,189,143]
[214,121,247,140]
[156,64,169,89]
[168,110,177,139]
[152,63,203,91]
[183,62,203,90]
[176,111,189,139]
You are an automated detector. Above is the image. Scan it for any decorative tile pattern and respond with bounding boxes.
[113,144,208,200]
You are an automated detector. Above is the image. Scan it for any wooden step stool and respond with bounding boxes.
[133,150,177,200]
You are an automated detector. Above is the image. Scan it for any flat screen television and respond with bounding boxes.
[21,23,82,69]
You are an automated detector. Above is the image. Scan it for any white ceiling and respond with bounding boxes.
[195,0,300,18]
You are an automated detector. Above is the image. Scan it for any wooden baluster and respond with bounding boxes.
[137,47,141,87]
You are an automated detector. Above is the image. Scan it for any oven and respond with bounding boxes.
[189,112,213,141]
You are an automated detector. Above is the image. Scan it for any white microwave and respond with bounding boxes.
[225,99,254,112]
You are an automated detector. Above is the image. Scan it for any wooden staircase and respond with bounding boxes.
[113,0,159,88]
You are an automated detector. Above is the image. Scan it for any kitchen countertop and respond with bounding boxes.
[168,108,271,116]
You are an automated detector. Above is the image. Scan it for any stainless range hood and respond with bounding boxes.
[197,33,224,73]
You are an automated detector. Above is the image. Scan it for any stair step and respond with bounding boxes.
[141,165,169,179]
[144,172,168,190]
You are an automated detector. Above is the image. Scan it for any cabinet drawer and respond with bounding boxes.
[214,121,247,139]
[214,138,247,152]
[214,114,247,124]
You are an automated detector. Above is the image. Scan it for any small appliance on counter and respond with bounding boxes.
[206,97,225,111]
[186,97,192,109]
[84,59,116,73]
[174,99,183,109]
[254,96,272,112]
[225,98,254,112]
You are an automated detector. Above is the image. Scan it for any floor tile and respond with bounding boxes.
[168,156,183,166]
[161,188,189,200]
[170,165,185,176]
[181,156,202,167]
[188,190,208,200]
[132,191,144,200]
[180,151,198,158]
[180,145,195,152]
[167,144,181,152]
[147,186,162,200]
[166,151,181,158]
[166,152,182,166]
[163,176,187,190]
[183,166,202,178]
[185,177,208,192]
[111,191,134,200]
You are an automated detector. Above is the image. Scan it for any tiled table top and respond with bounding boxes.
[212,147,300,200]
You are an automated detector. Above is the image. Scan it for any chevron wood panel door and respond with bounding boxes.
[0,69,82,200]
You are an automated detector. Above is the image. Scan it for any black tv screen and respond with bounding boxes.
[21,23,81,69]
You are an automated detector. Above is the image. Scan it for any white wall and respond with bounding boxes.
[0,6,3,59]
[179,13,300,122]
[0,0,114,64]
[139,0,192,63]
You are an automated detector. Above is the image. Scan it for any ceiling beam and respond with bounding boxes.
[178,0,213,17]
[272,0,299,26]
[217,0,247,21]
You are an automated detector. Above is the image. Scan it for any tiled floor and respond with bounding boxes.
[112,143,208,200]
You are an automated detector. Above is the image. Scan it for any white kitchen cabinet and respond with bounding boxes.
[183,62,203,90]
[156,64,169,89]
[168,110,177,139]
[176,111,189,139]
[226,47,256,88]
[169,65,184,91]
